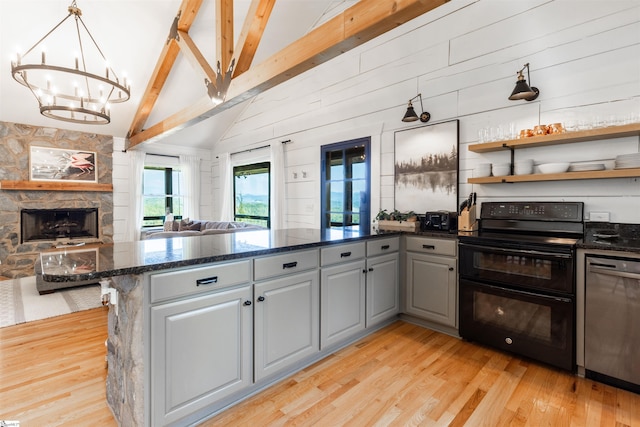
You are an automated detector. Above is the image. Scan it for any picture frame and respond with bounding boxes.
[30,146,98,183]
[394,120,459,214]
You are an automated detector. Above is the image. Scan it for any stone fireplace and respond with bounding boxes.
[21,208,99,243]
[0,121,113,279]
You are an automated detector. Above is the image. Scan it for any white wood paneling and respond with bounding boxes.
[195,0,640,225]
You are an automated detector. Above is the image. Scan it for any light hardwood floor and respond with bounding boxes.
[1,308,639,426]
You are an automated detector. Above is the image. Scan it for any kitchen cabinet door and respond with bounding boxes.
[366,252,399,327]
[254,270,319,381]
[320,259,366,348]
[406,252,457,327]
[150,285,253,426]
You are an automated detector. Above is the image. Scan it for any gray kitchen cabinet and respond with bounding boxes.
[149,283,253,426]
[366,237,400,327]
[320,242,367,349]
[254,250,320,381]
[405,236,457,328]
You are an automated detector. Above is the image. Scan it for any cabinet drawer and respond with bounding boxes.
[405,236,456,257]
[320,242,365,266]
[150,260,251,303]
[366,237,399,257]
[254,249,318,281]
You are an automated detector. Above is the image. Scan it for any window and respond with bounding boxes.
[234,162,270,227]
[143,166,183,227]
[321,138,370,233]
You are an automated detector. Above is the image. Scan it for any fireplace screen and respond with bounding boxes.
[21,208,99,243]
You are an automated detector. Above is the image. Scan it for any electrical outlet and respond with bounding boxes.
[590,212,610,222]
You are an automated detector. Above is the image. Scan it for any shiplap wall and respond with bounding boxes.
[113,0,640,240]
[209,0,640,228]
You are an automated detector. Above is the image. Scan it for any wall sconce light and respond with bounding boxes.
[401,93,430,123]
[508,63,540,101]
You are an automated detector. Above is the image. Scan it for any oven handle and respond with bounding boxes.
[460,243,572,259]
[476,281,573,304]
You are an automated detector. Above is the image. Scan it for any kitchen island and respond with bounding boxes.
[39,228,402,427]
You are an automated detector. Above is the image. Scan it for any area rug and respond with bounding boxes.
[0,276,102,328]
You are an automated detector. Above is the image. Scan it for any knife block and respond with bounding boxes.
[458,205,478,231]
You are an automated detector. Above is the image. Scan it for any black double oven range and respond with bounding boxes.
[458,201,584,372]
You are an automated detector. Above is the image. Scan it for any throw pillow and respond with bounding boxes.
[178,218,201,231]
[163,220,174,231]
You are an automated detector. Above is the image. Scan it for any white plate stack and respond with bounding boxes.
[614,153,640,169]
[568,163,606,172]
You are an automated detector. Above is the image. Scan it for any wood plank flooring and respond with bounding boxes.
[2,308,639,426]
[0,307,115,426]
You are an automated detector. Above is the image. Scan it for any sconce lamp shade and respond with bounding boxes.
[401,94,430,123]
[402,102,419,122]
[508,63,539,101]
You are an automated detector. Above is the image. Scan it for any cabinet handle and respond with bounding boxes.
[340,251,352,258]
[362,269,367,274]
[243,300,252,306]
[449,267,454,271]
[257,296,265,302]
[282,261,298,269]
[196,276,218,286]
[381,245,390,250]
[422,244,436,250]
[368,267,374,272]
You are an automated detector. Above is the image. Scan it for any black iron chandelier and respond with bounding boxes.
[10,1,130,124]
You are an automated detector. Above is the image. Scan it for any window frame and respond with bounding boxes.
[320,137,371,233]
[233,161,271,228]
[142,166,182,227]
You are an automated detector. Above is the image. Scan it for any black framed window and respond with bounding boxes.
[143,166,183,227]
[233,162,270,227]
[321,138,370,233]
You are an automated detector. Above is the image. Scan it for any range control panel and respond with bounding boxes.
[481,202,584,222]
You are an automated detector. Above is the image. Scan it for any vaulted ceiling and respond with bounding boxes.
[0,0,447,150]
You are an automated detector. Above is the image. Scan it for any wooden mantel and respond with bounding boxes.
[0,180,113,192]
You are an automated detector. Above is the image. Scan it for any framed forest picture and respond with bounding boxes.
[394,120,459,214]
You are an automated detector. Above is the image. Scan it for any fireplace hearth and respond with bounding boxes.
[21,208,99,243]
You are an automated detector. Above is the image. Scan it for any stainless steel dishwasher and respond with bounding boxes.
[585,255,640,393]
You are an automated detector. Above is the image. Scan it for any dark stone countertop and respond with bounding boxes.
[578,222,640,254]
[40,228,401,282]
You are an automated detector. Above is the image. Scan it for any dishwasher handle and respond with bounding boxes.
[589,263,640,281]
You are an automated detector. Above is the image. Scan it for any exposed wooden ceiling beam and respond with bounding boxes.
[232,0,276,77]
[176,30,218,88]
[127,0,449,148]
[216,0,234,74]
[127,0,204,138]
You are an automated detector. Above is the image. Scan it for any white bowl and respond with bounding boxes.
[492,164,511,176]
[538,162,570,174]
[473,163,492,177]
[514,160,533,175]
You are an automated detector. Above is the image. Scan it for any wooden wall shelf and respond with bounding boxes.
[468,123,640,153]
[468,168,640,184]
[0,180,113,192]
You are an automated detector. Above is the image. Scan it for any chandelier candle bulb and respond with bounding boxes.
[41,51,45,64]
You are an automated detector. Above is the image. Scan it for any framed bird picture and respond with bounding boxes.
[30,146,97,183]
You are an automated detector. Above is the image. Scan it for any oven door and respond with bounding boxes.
[459,242,574,294]
[459,278,575,371]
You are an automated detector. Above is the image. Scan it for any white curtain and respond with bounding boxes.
[217,152,232,221]
[270,141,286,229]
[127,150,146,241]
[179,154,201,219]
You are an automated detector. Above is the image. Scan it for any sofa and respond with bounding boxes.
[141,219,265,240]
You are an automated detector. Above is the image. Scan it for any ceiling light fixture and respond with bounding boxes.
[10,0,130,124]
[401,93,430,123]
[508,63,539,101]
